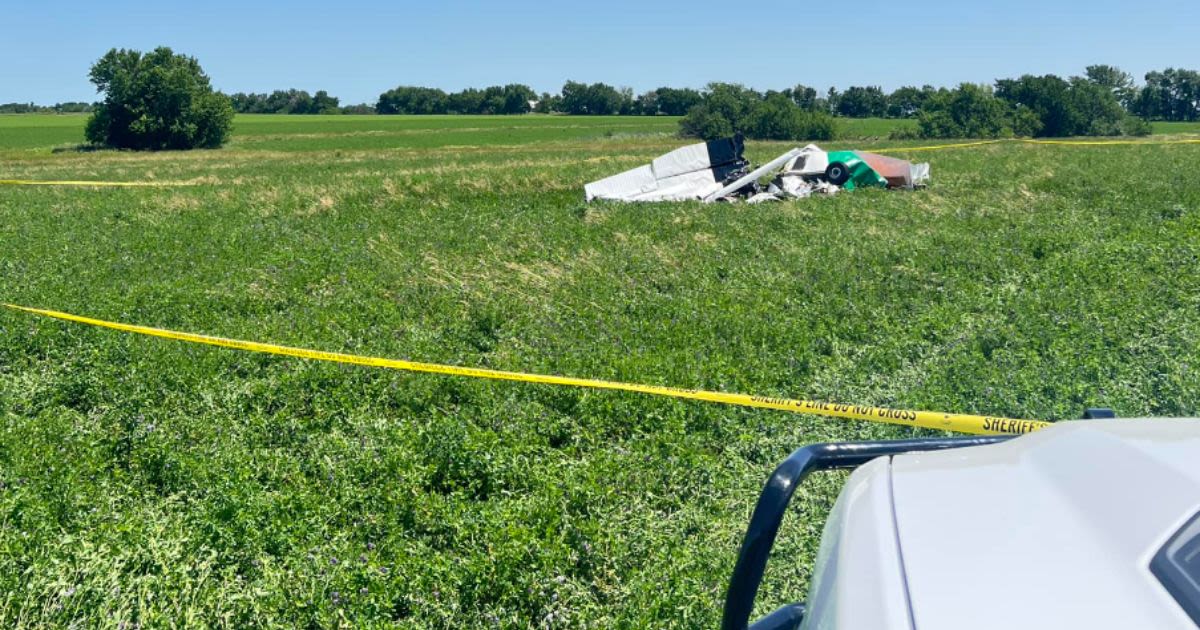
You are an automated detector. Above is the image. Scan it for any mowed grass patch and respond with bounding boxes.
[837,116,915,139]
[1152,120,1200,134]
[2,115,1200,627]
[0,114,91,151]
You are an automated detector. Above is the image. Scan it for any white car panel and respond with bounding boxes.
[890,419,1200,630]
[800,457,913,630]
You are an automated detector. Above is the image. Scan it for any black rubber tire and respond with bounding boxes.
[825,162,851,186]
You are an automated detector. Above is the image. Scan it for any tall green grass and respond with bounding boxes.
[1,115,1199,627]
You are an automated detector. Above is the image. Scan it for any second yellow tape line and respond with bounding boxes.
[2,303,1049,436]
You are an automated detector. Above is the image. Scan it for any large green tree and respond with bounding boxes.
[1132,68,1200,121]
[85,47,233,150]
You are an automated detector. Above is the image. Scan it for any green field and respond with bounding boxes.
[2,114,1200,627]
[0,113,913,154]
[3,114,1196,153]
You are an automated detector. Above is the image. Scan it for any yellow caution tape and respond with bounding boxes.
[874,137,1200,153]
[2,303,1050,436]
[872,140,1005,153]
[0,179,196,188]
[1020,137,1200,146]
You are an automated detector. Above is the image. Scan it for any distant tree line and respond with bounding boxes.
[375,84,539,115]
[0,102,94,114]
[909,66,1154,139]
[14,63,1197,129]
[229,89,341,114]
[13,52,1200,148]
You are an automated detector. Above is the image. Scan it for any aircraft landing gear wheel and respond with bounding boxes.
[825,162,851,186]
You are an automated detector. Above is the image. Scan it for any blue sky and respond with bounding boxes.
[3,0,1197,105]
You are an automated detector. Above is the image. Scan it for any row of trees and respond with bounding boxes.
[24,67,1198,124]
[552,83,705,116]
[363,66,1199,123]
[678,84,835,141]
[913,70,1153,139]
[0,102,94,114]
[674,65,1164,141]
[229,89,341,114]
[1130,68,1200,122]
[375,84,538,115]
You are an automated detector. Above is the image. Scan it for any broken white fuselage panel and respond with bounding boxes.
[583,136,748,202]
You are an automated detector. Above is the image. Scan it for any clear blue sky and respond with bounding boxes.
[3,0,1197,105]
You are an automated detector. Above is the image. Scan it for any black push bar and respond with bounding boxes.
[720,435,1013,630]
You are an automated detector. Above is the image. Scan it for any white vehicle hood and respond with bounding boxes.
[890,419,1200,630]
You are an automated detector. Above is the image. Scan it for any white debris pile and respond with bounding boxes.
[584,136,930,203]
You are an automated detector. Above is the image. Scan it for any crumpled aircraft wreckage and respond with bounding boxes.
[584,135,930,203]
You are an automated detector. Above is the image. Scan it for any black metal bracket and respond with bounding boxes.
[721,435,1013,630]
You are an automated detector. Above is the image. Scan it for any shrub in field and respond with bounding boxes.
[678,105,734,139]
[679,83,836,141]
[1120,115,1153,136]
[85,47,233,150]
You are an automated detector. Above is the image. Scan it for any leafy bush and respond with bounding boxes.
[84,47,233,151]
[679,83,836,141]
[678,105,734,139]
[1120,114,1153,136]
